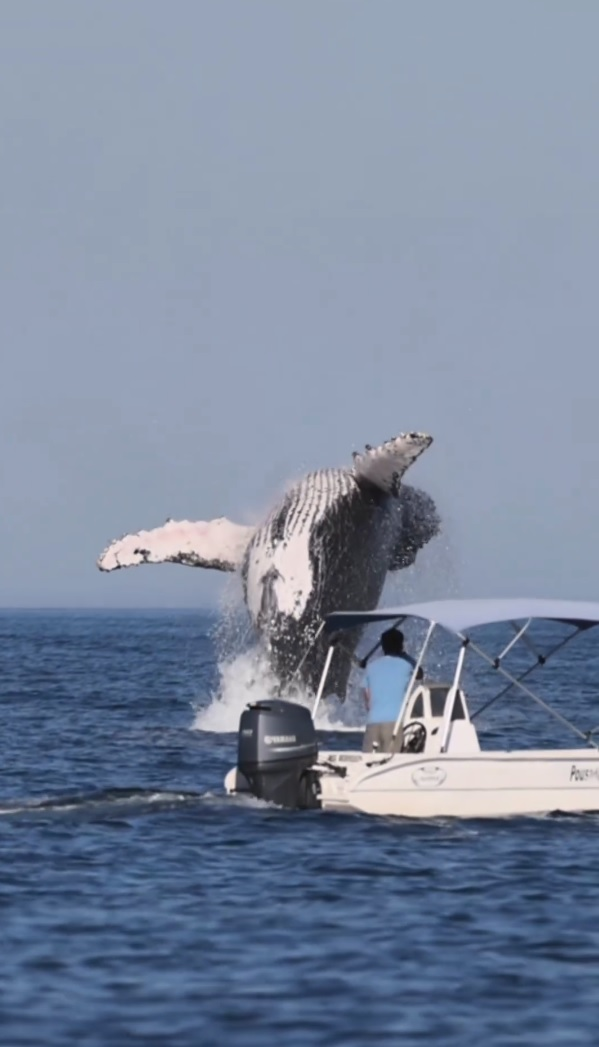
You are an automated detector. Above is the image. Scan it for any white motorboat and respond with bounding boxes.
[224,598,599,818]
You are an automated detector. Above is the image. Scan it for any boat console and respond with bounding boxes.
[399,681,480,755]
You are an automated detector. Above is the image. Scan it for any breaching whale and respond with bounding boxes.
[97,432,440,698]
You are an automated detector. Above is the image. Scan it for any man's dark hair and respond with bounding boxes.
[381,628,404,657]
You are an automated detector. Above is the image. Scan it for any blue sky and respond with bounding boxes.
[2,1,599,607]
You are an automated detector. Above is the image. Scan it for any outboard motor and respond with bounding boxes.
[237,699,320,809]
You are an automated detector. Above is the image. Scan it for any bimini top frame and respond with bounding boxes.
[323,598,599,636]
[314,598,599,751]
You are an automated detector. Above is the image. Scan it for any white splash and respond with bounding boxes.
[192,645,364,733]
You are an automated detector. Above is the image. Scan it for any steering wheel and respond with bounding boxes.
[401,721,427,754]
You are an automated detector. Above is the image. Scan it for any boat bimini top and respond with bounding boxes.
[313,598,599,752]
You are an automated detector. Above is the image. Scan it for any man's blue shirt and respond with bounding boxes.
[365,653,416,724]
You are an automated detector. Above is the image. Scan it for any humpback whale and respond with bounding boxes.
[97,432,440,698]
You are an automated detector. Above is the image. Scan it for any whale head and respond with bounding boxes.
[352,432,433,495]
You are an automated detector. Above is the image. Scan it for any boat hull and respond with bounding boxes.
[317,749,599,819]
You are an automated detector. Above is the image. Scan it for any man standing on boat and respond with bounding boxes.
[362,628,422,752]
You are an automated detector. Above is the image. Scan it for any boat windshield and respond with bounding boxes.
[430,687,450,717]
[411,685,466,720]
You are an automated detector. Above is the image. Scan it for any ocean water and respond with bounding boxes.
[2,609,599,1046]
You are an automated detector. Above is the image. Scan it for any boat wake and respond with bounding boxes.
[0,783,288,820]
[0,787,211,819]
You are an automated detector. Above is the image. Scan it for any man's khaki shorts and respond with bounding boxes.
[362,722,403,754]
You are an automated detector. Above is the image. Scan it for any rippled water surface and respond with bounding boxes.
[2,609,599,1045]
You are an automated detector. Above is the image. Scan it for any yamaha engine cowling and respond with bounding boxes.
[237,699,320,809]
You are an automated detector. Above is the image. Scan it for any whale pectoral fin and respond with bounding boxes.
[388,485,441,571]
[97,518,254,573]
[352,432,433,494]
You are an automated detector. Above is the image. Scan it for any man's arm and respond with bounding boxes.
[362,686,371,713]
